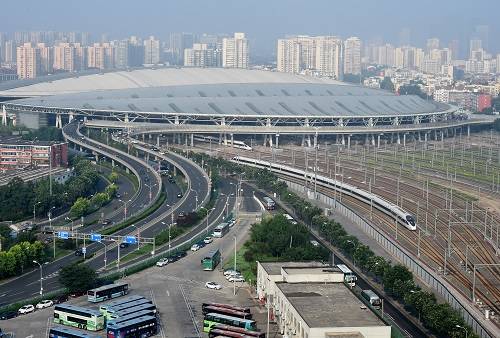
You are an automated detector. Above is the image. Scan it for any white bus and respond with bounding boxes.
[213,223,229,238]
[337,264,357,287]
[262,197,275,210]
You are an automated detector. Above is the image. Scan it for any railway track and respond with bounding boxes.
[205,144,500,318]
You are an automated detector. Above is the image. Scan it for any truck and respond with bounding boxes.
[361,289,381,309]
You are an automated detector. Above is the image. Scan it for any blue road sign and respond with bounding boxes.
[124,236,137,244]
[90,233,102,242]
[58,231,69,239]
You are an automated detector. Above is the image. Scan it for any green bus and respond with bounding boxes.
[53,304,105,331]
[203,313,257,332]
[87,282,129,303]
[201,249,221,271]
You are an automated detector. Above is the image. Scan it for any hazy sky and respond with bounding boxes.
[1,0,498,57]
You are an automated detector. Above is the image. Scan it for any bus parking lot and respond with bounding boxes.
[0,217,273,337]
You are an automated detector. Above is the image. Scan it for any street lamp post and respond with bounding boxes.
[205,207,215,234]
[33,260,43,296]
[130,224,140,251]
[190,188,199,211]
[33,201,41,223]
[48,206,56,227]
[233,236,237,296]
[119,199,131,220]
[455,325,468,338]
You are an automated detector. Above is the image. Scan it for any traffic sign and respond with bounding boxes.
[58,231,69,239]
[124,236,137,244]
[90,233,102,242]
[82,247,86,254]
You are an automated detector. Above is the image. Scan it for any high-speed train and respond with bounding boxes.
[194,135,252,151]
[231,156,417,231]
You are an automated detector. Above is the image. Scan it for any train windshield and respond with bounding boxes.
[406,215,416,226]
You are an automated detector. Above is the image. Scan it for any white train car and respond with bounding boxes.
[231,156,416,231]
[194,135,252,151]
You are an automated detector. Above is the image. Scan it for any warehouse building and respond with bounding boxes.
[256,261,391,338]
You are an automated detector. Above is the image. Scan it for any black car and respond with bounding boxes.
[168,255,179,263]
[119,242,130,249]
[177,192,183,198]
[55,295,68,304]
[173,251,187,260]
[0,311,17,320]
[74,249,84,256]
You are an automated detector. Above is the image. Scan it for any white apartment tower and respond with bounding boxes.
[315,36,343,79]
[222,33,249,69]
[184,43,218,67]
[144,36,160,65]
[344,37,361,75]
[277,38,301,73]
[17,43,40,79]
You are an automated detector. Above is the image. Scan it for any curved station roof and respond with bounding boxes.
[4,68,450,119]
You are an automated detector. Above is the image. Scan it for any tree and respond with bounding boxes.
[91,192,109,208]
[380,77,395,92]
[398,84,429,100]
[70,197,90,218]
[108,172,119,184]
[59,263,97,293]
[494,118,500,132]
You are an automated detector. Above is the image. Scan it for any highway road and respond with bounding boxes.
[0,122,182,306]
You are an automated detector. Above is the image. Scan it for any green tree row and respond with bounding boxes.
[243,215,328,267]
[0,241,46,279]
[188,153,476,338]
[0,157,101,222]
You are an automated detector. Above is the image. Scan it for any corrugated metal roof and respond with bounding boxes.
[12,83,447,117]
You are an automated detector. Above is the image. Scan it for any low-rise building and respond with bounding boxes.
[0,138,68,170]
[257,261,391,338]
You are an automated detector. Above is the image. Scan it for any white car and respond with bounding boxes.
[203,236,213,244]
[228,275,245,283]
[156,258,169,267]
[36,300,54,309]
[205,281,222,290]
[223,269,240,277]
[191,243,201,251]
[18,304,35,314]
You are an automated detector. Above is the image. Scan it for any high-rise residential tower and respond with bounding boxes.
[144,36,160,65]
[344,37,362,75]
[17,43,40,79]
[222,33,249,69]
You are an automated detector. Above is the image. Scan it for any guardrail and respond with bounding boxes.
[282,178,495,338]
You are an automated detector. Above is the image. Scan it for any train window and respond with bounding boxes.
[406,215,416,225]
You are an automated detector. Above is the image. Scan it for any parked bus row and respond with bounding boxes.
[202,302,265,337]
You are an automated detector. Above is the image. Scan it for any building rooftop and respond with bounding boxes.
[276,282,386,328]
[282,266,342,276]
[2,68,450,119]
[260,261,329,276]
[0,136,64,146]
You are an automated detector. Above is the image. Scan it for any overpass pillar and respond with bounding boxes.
[403,133,406,147]
[377,134,381,148]
[230,134,234,148]
[341,134,345,146]
[68,112,74,123]
[55,114,62,129]
[191,134,194,147]
[142,134,145,141]
[307,135,311,148]
[275,134,279,148]
[365,134,369,145]
[146,152,150,162]
[301,135,305,147]
[224,133,228,146]
[467,125,470,137]
[269,135,273,147]
[424,132,428,143]
[157,135,160,147]
[263,134,268,147]
[397,133,401,145]
[1,105,7,126]
[347,135,351,150]
[371,134,375,146]
[111,159,115,167]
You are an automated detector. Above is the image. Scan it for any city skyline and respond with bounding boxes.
[0,0,499,57]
